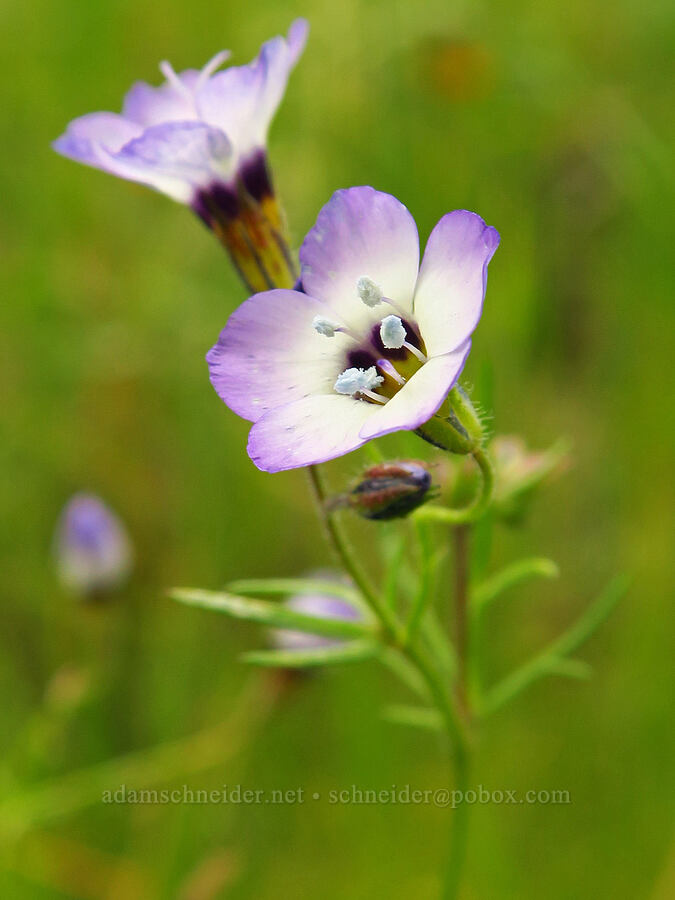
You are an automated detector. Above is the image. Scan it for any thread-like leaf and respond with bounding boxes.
[471,557,560,613]
[241,640,380,668]
[171,589,375,640]
[382,704,443,731]
[480,575,628,716]
[226,577,360,605]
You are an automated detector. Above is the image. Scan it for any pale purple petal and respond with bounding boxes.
[273,591,361,651]
[413,211,499,357]
[101,121,234,201]
[247,395,378,472]
[197,19,308,162]
[359,342,471,440]
[207,289,346,423]
[53,113,143,169]
[299,187,420,329]
[122,74,202,127]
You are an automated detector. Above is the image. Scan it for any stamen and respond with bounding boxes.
[361,390,387,404]
[312,315,360,342]
[334,366,384,397]
[380,315,407,349]
[313,315,341,337]
[403,341,428,363]
[159,61,194,103]
[198,50,231,88]
[356,276,383,307]
[377,358,406,385]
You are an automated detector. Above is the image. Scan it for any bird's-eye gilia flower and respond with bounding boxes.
[207,186,499,472]
[54,494,133,596]
[53,19,309,291]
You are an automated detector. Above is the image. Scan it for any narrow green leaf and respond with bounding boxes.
[379,647,430,700]
[547,657,593,680]
[382,704,443,732]
[171,589,375,640]
[480,575,628,716]
[471,557,560,613]
[226,578,360,605]
[241,640,380,668]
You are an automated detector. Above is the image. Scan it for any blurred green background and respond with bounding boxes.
[1,0,673,896]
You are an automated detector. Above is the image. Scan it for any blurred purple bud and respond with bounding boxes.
[272,591,362,652]
[54,494,133,596]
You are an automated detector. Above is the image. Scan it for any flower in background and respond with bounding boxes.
[492,435,570,523]
[53,19,309,292]
[271,589,363,652]
[207,186,499,472]
[54,494,133,596]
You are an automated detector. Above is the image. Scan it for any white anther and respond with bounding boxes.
[334,366,384,396]
[312,315,342,337]
[380,315,407,349]
[356,276,383,307]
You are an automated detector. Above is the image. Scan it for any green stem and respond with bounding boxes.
[306,465,402,642]
[415,446,495,525]
[442,750,470,900]
[307,462,472,899]
[453,524,471,716]
[406,519,434,639]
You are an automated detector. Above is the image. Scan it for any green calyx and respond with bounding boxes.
[416,386,485,455]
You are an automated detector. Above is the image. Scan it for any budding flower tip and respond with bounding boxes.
[348,459,435,520]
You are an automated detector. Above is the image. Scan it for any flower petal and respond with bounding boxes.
[197,19,308,163]
[207,289,347,423]
[122,73,202,127]
[53,112,143,168]
[413,211,499,356]
[103,121,235,201]
[247,395,377,472]
[299,186,420,329]
[359,342,471,440]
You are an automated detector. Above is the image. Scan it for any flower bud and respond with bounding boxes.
[347,460,435,520]
[492,436,570,524]
[272,580,362,652]
[416,386,485,455]
[54,494,133,597]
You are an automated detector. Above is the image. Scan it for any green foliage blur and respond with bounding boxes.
[1,0,673,897]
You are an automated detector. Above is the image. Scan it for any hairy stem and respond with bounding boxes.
[453,524,471,717]
[415,446,495,525]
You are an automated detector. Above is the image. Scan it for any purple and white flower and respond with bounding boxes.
[53,20,307,231]
[207,186,499,472]
[54,494,133,595]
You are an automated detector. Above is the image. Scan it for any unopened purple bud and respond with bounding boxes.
[272,591,362,652]
[54,494,133,596]
[349,460,435,520]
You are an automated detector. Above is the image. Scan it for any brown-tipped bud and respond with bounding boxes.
[347,461,436,520]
